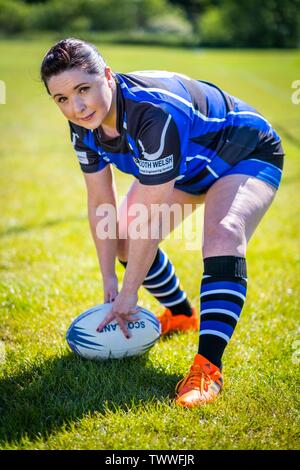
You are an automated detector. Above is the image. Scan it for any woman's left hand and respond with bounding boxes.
[103,274,119,303]
[96,290,140,339]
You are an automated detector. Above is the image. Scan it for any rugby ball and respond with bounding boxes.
[66,303,161,360]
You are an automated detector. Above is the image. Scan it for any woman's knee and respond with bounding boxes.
[202,175,278,258]
[203,218,247,258]
[117,242,128,262]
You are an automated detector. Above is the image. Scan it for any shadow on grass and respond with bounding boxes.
[0,352,181,445]
[0,214,86,239]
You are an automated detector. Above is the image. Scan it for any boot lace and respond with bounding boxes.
[179,364,222,393]
[183,365,211,392]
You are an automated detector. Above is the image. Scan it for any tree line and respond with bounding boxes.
[0,0,299,47]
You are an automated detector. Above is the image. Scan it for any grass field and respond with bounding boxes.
[0,40,299,450]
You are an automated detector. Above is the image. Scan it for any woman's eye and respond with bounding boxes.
[56,87,89,103]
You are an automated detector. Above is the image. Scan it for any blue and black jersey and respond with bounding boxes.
[69,71,284,193]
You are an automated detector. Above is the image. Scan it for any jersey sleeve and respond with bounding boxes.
[135,107,182,185]
[68,121,108,173]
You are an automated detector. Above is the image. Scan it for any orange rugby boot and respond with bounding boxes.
[175,354,223,408]
[156,306,199,335]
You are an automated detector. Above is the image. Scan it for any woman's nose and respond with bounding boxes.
[73,97,86,115]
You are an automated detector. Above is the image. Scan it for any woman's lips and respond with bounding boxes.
[80,112,95,121]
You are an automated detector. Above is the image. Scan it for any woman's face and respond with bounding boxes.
[47,67,115,130]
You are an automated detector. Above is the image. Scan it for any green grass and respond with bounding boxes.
[0,39,300,450]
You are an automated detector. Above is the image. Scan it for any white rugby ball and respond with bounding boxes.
[66,303,161,360]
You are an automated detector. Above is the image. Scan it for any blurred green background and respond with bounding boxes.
[0,0,299,48]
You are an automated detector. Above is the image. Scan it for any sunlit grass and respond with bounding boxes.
[0,40,299,450]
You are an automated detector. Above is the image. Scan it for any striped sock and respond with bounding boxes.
[198,256,247,368]
[118,248,193,316]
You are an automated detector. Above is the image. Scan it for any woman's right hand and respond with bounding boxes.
[103,274,119,303]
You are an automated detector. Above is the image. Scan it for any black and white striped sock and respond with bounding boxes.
[119,248,193,316]
[198,256,247,368]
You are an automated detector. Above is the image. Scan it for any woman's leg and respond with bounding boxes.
[199,174,276,366]
[202,174,276,258]
[117,179,204,321]
[176,174,277,408]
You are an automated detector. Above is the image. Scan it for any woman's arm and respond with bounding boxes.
[122,179,175,294]
[96,178,176,337]
[84,165,119,301]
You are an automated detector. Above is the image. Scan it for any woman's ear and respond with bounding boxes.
[104,66,115,89]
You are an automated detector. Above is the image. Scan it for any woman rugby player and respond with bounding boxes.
[40,38,284,408]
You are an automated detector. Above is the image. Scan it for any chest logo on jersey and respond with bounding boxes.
[137,114,172,161]
[134,155,174,175]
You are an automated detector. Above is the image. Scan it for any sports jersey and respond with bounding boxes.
[69,71,284,193]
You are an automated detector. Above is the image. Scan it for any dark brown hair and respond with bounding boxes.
[40,38,106,94]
